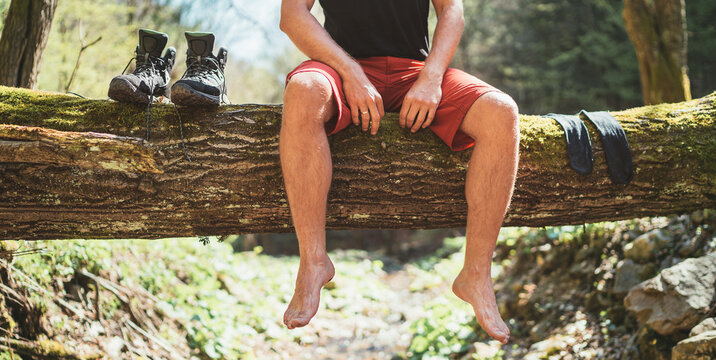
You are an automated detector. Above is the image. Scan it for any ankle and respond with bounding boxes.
[299,253,332,266]
[459,265,491,278]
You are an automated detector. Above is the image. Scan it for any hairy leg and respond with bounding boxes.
[451,92,520,344]
[280,72,337,329]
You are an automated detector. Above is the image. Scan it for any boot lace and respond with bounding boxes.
[182,55,228,104]
[120,53,191,161]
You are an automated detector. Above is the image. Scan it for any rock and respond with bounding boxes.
[623,229,673,261]
[636,327,673,360]
[613,259,646,295]
[471,341,501,358]
[671,330,716,360]
[690,210,705,225]
[659,256,682,271]
[100,336,125,360]
[677,235,706,257]
[525,335,572,360]
[569,260,594,276]
[624,253,716,335]
[690,318,716,337]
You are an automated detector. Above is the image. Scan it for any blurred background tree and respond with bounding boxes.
[623,0,690,105]
[0,0,59,88]
[2,0,714,108]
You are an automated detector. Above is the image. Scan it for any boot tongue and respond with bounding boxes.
[138,28,168,57]
[186,32,215,57]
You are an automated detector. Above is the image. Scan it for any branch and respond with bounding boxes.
[0,86,714,240]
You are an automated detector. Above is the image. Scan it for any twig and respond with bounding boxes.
[64,26,103,93]
[76,269,129,303]
[120,323,157,360]
[125,320,181,359]
[0,260,87,320]
[0,336,93,360]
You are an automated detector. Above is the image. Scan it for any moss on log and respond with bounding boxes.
[0,86,714,240]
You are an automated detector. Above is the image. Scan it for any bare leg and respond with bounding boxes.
[451,92,520,344]
[280,72,337,329]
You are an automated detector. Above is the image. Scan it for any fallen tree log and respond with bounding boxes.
[0,86,714,240]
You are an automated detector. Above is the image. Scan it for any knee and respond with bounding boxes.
[485,92,519,133]
[283,72,335,128]
[464,92,520,143]
[285,72,333,106]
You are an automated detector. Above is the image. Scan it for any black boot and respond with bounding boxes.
[109,29,176,104]
[171,32,228,106]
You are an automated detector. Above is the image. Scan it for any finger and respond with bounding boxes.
[350,105,360,126]
[375,94,385,118]
[360,106,371,132]
[399,99,411,128]
[422,106,437,128]
[369,100,381,135]
[411,106,427,132]
[405,102,420,130]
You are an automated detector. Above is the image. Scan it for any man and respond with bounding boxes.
[279,0,518,344]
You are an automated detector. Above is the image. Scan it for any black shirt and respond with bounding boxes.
[319,0,431,61]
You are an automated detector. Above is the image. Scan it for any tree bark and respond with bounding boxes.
[0,86,714,240]
[0,0,59,88]
[623,0,691,105]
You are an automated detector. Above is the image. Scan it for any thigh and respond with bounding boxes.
[430,68,504,151]
[285,60,352,135]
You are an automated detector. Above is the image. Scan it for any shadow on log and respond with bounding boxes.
[0,86,714,240]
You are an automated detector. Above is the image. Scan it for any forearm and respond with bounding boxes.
[421,1,464,81]
[279,3,362,79]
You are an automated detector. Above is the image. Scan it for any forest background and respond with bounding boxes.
[1,0,714,114]
[0,0,715,359]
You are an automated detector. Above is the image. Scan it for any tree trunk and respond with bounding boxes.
[623,0,691,105]
[0,0,59,88]
[0,86,714,240]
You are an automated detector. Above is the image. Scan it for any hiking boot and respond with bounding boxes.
[108,29,176,104]
[171,32,228,106]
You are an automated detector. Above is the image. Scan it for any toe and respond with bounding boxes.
[289,317,309,328]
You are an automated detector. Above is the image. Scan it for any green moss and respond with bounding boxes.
[2,86,714,181]
[0,351,23,360]
[0,295,17,335]
[0,86,176,133]
[35,336,76,357]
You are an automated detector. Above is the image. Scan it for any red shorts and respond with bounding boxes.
[285,56,504,151]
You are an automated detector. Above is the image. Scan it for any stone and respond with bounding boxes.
[624,253,716,335]
[623,229,674,262]
[671,330,716,360]
[100,336,125,360]
[690,318,716,337]
[471,341,501,358]
[690,210,705,225]
[525,335,572,360]
[613,259,646,295]
[677,235,706,257]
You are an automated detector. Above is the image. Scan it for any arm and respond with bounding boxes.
[400,0,465,132]
[280,0,384,134]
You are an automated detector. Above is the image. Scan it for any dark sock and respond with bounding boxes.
[579,110,634,185]
[546,113,594,175]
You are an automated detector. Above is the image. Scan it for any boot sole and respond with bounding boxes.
[170,82,223,107]
[108,78,154,104]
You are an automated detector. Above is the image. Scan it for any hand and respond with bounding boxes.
[400,72,443,132]
[342,67,384,135]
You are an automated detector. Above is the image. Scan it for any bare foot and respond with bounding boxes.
[283,255,335,329]
[452,267,510,344]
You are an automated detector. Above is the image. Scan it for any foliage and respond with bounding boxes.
[406,297,483,359]
[454,0,643,114]
[9,238,391,359]
[35,0,190,98]
[686,0,716,98]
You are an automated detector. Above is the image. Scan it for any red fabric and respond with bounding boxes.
[286,56,503,151]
